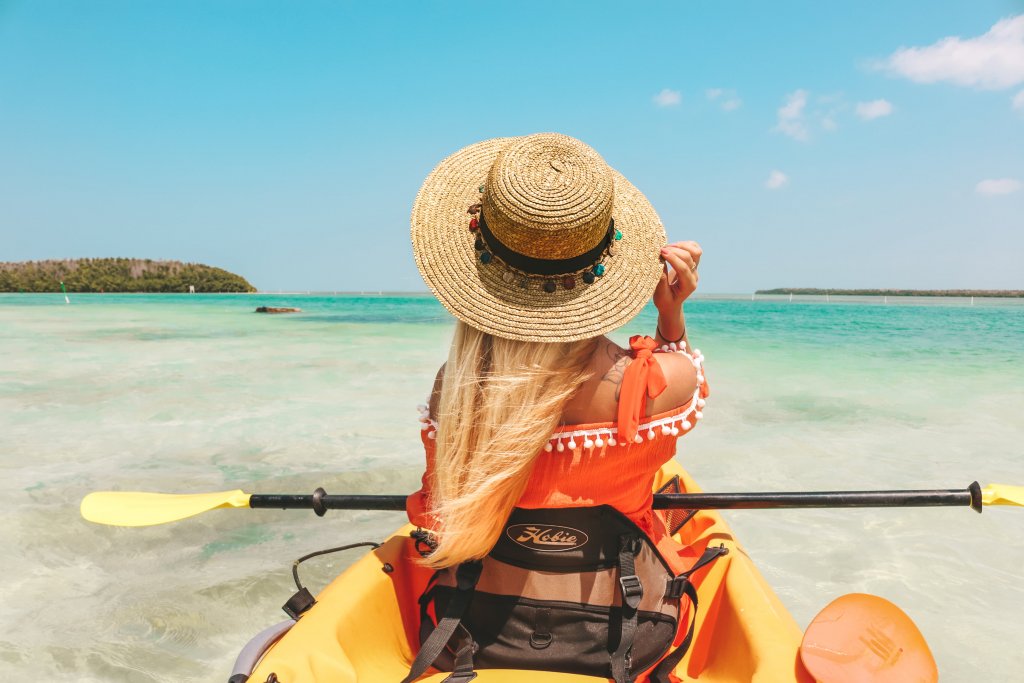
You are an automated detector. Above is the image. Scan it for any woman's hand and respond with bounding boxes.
[653,241,701,316]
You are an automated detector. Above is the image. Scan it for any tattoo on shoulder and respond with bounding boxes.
[601,347,630,400]
[604,343,627,362]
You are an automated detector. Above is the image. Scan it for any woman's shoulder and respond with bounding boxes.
[424,337,704,427]
[559,337,700,425]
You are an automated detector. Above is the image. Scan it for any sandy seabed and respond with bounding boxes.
[2,293,1022,682]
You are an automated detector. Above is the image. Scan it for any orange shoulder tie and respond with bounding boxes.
[617,335,668,443]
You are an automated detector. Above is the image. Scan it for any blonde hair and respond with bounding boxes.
[424,321,598,569]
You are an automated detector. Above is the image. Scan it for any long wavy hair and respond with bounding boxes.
[423,321,598,569]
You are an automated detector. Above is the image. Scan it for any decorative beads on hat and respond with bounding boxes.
[467,201,482,232]
[467,184,622,292]
[415,342,707,452]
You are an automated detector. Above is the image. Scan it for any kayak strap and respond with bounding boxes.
[648,544,729,683]
[444,626,479,683]
[401,561,482,683]
[284,541,382,620]
[610,534,644,683]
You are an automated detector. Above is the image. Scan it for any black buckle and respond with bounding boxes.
[282,586,316,619]
[619,574,643,609]
[665,576,689,600]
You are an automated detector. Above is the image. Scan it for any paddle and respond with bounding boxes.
[800,593,938,683]
[81,481,1024,527]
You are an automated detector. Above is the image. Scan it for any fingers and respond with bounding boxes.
[661,245,696,272]
[664,241,702,268]
[677,263,698,293]
[657,241,702,307]
[661,259,678,287]
[660,247,698,298]
[662,250,697,288]
[653,265,670,298]
[686,243,701,269]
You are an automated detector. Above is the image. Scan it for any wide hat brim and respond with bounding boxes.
[411,136,667,342]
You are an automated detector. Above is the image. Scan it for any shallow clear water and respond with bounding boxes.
[1,293,1022,681]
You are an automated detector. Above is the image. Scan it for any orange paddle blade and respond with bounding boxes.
[800,593,937,683]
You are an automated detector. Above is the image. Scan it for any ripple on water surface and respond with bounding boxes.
[2,294,1022,682]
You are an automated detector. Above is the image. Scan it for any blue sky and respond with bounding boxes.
[1,1,1022,292]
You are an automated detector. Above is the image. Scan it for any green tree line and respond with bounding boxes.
[757,288,1023,298]
[0,259,256,293]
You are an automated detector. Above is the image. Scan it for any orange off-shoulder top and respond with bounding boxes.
[406,336,710,575]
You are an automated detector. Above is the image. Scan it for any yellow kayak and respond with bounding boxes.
[243,459,812,682]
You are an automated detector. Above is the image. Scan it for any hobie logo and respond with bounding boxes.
[506,524,588,552]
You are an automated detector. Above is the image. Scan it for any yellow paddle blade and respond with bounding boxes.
[81,490,252,527]
[982,484,1024,507]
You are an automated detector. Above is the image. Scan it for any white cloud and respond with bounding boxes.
[765,170,789,189]
[774,90,851,138]
[855,99,894,120]
[878,15,1024,90]
[976,178,1022,195]
[653,88,682,107]
[775,90,809,140]
[1013,89,1024,111]
[706,88,742,111]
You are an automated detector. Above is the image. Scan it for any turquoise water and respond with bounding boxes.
[2,292,1022,681]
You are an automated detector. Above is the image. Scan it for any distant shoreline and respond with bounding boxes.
[756,288,1023,298]
[5,290,1023,303]
[0,258,255,293]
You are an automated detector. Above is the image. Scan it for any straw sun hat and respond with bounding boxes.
[411,133,667,342]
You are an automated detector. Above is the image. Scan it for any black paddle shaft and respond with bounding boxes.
[248,482,983,514]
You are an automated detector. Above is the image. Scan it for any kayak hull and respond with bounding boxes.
[247,460,811,682]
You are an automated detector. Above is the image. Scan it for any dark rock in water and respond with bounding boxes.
[255,306,302,314]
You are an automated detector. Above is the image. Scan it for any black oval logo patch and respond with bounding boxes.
[505,523,589,552]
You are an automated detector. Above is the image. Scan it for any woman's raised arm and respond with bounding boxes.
[653,241,701,351]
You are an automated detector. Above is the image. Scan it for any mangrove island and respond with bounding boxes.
[756,288,1023,298]
[0,259,256,293]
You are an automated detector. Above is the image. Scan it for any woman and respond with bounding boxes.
[404,133,713,683]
